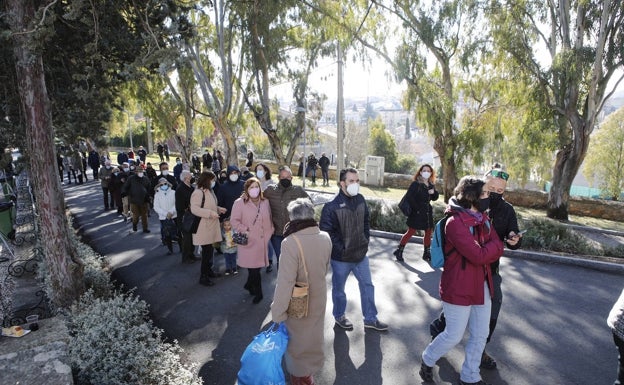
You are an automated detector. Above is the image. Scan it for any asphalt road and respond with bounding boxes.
[64,181,624,385]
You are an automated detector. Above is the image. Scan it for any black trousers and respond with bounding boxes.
[177,218,194,261]
[200,244,215,276]
[245,268,262,295]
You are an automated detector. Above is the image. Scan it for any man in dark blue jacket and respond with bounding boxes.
[319,168,388,332]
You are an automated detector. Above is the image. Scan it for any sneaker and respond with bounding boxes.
[364,319,389,331]
[480,351,497,369]
[458,380,492,385]
[335,316,354,331]
[224,269,231,276]
[132,225,137,232]
[232,268,239,275]
[419,362,433,382]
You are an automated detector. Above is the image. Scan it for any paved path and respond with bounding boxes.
[64,181,624,385]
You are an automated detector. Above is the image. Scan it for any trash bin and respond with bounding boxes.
[0,201,15,240]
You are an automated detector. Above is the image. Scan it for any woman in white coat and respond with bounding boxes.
[153,178,177,255]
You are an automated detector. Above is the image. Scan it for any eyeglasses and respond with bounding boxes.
[490,169,509,181]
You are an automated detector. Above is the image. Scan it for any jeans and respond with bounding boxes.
[224,252,237,271]
[331,257,378,323]
[422,282,491,383]
[270,234,285,264]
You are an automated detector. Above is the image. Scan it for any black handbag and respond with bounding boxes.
[232,232,249,245]
[398,193,411,216]
[182,191,205,234]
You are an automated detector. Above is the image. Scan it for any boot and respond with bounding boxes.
[393,244,405,262]
[422,246,431,262]
[199,275,214,286]
[290,374,315,385]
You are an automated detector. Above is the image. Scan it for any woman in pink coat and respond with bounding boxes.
[231,177,274,304]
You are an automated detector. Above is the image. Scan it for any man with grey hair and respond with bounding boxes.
[175,170,198,263]
[263,166,310,272]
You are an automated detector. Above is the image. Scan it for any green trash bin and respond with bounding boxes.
[0,201,15,240]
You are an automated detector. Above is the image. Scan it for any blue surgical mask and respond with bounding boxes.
[160,185,169,191]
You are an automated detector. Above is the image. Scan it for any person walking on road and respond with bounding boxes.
[153,178,177,255]
[122,164,152,233]
[419,176,503,385]
[175,170,199,264]
[263,166,309,272]
[231,178,274,304]
[271,198,332,385]
[609,288,624,385]
[98,160,114,211]
[319,168,389,332]
[191,171,226,286]
[393,164,439,262]
[429,166,523,370]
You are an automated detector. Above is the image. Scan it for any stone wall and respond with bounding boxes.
[256,160,624,221]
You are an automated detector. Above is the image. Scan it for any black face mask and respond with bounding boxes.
[478,197,490,212]
[279,179,292,188]
[190,177,196,185]
[489,192,503,209]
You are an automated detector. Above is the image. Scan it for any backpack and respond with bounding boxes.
[429,214,489,268]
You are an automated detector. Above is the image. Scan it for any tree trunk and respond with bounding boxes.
[547,122,591,220]
[433,134,458,203]
[7,0,85,309]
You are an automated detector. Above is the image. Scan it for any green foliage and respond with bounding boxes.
[519,218,598,255]
[583,106,624,200]
[369,118,399,172]
[69,290,201,385]
[367,199,408,234]
[395,155,418,175]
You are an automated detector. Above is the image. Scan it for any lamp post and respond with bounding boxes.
[297,106,307,188]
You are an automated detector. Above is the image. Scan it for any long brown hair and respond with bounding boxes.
[197,171,216,189]
[413,164,436,184]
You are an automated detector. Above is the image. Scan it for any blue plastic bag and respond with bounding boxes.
[237,322,289,385]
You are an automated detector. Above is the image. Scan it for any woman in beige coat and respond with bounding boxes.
[190,171,226,286]
[231,178,274,304]
[271,198,332,385]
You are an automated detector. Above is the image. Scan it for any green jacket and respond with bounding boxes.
[263,184,309,236]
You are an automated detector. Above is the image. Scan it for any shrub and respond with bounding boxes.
[367,199,408,234]
[68,290,201,385]
[520,217,600,255]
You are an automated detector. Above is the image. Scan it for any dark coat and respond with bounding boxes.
[216,165,244,219]
[121,174,151,205]
[488,197,521,272]
[175,181,194,219]
[405,180,439,230]
[318,155,330,170]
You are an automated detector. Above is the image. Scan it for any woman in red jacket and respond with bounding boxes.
[419,176,504,385]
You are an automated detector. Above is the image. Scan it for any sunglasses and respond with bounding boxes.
[490,169,509,181]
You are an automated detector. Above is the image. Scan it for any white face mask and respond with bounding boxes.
[248,187,260,198]
[421,171,432,180]
[256,170,265,179]
[162,170,169,176]
[346,183,360,197]
[210,181,216,189]
[123,167,129,172]
[137,173,144,178]
[229,174,239,182]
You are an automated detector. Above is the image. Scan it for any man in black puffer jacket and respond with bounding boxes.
[320,168,389,332]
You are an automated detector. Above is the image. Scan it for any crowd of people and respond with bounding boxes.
[66,148,622,385]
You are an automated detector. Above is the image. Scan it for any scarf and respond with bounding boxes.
[283,218,318,238]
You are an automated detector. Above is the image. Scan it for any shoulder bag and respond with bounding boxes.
[182,191,205,234]
[233,202,261,245]
[286,235,309,319]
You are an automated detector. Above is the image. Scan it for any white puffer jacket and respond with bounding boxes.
[153,188,177,220]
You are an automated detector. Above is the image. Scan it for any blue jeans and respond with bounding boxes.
[270,235,284,264]
[331,257,378,323]
[224,252,237,271]
[422,282,492,383]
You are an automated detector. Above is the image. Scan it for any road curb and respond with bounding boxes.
[371,229,624,274]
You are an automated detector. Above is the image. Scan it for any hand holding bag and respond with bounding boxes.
[237,322,289,385]
[233,202,260,245]
[182,191,205,234]
[287,235,309,319]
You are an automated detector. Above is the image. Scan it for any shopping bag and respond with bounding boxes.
[237,322,289,385]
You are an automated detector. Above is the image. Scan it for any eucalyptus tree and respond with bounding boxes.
[363,0,490,200]
[488,0,624,219]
